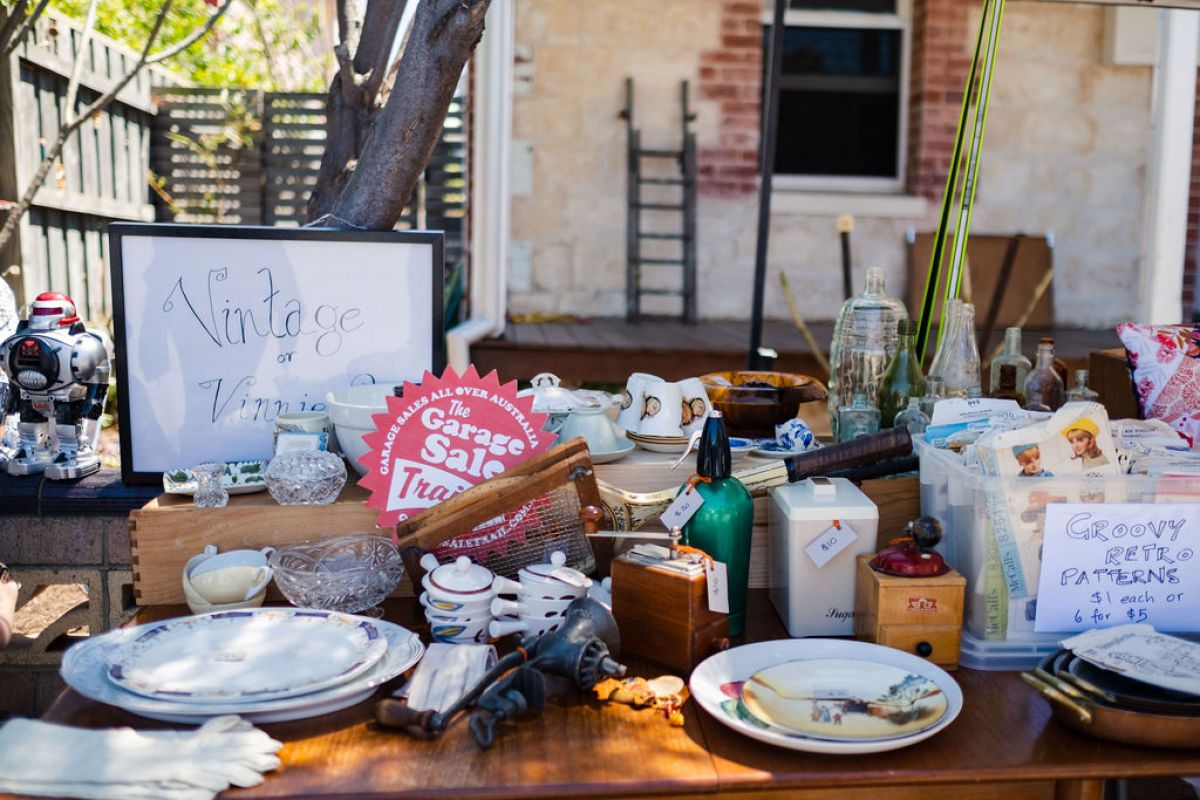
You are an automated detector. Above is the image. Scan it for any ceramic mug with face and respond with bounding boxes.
[616,372,664,432]
[638,380,685,437]
[676,377,712,435]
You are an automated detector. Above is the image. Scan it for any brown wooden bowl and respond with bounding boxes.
[700,371,828,438]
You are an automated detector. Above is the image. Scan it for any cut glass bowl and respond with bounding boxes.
[269,535,405,615]
[265,451,347,505]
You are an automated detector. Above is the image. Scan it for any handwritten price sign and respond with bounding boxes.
[358,366,550,539]
[1035,503,1200,633]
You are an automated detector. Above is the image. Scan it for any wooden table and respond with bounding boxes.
[36,592,1200,800]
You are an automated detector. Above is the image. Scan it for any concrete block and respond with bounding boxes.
[2,516,106,565]
[107,518,132,566]
[105,569,136,631]
[532,243,575,293]
[0,668,35,718]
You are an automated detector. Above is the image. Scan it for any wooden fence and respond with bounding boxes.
[0,10,177,322]
[151,88,468,265]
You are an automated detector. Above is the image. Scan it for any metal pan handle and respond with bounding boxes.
[1021,671,1093,725]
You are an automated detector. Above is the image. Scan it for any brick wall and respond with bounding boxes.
[696,0,763,196]
[907,0,972,203]
[1184,69,1200,321]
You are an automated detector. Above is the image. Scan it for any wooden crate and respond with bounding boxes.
[129,451,921,606]
[130,484,390,605]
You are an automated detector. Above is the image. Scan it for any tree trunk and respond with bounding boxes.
[313,0,491,231]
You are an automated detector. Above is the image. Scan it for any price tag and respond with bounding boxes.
[660,488,705,530]
[706,559,729,614]
[804,521,859,569]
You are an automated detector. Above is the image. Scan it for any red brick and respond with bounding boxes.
[721,34,761,50]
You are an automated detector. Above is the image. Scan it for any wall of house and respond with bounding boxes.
[508,0,1161,327]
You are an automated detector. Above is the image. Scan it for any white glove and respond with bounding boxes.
[0,715,282,800]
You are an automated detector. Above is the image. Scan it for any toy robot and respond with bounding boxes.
[0,292,110,479]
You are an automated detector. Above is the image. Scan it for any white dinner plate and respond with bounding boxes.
[588,439,636,464]
[106,608,388,704]
[690,639,963,755]
[62,618,423,724]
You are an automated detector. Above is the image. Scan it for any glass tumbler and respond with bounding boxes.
[193,462,229,508]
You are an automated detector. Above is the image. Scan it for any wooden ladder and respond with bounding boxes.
[621,78,698,324]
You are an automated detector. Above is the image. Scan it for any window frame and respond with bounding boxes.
[764,1,912,195]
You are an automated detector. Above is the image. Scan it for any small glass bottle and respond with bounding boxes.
[193,462,229,509]
[930,301,981,398]
[838,393,881,442]
[988,327,1032,394]
[967,386,983,399]
[877,319,926,428]
[991,363,1026,405]
[1024,339,1065,412]
[894,397,930,435]
[1065,369,1100,403]
[921,376,944,420]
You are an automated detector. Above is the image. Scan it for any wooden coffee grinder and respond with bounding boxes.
[581,507,729,675]
[854,517,966,669]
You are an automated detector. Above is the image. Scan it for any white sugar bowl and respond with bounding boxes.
[420,554,496,607]
[491,551,592,600]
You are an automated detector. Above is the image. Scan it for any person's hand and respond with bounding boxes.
[0,565,19,649]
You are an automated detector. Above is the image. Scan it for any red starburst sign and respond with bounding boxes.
[358,366,551,529]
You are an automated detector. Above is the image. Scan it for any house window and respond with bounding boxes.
[765,1,910,193]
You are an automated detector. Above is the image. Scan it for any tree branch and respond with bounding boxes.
[322,0,492,230]
[62,0,99,119]
[358,0,407,107]
[0,0,30,56]
[2,0,50,59]
[145,0,234,65]
[0,0,231,257]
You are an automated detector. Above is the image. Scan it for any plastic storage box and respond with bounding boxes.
[914,435,1192,669]
[768,477,879,637]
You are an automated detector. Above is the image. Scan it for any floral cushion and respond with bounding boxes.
[1116,322,1200,446]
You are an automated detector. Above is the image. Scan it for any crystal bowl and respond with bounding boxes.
[700,371,828,438]
[269,535,405,615]
[265,451,347,505]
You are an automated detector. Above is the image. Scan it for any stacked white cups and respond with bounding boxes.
[488,551,592,639]
[418,554,497,645]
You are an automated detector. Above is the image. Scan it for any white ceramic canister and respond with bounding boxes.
[420,554,496,607]
[491,551,591,600]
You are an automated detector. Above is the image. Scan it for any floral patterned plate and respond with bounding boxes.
[690,639,963,754]
[162,460,269,495]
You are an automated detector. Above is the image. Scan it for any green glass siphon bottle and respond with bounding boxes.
[680,411,754,637]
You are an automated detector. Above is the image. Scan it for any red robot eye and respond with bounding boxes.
[18,339,40,357]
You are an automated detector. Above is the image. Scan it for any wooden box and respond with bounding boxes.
[1089,348,1140,421]
[853,555,966,670]
[610,556,729,675]
[129,484,394,605]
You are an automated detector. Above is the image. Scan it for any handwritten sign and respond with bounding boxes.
[110,224,443,484]
[358,366,550,533]
[1035,503,1200,633]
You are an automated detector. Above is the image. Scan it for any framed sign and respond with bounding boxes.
[109,223,444,485]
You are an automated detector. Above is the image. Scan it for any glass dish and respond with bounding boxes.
[265,451,347,505]
[270,535,405,616]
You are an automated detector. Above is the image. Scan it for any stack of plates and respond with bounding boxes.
[1024,648,1200,748]
[61,608,423,724]
[690,639,963,754]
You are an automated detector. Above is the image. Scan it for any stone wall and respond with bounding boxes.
[508,0,1162,327]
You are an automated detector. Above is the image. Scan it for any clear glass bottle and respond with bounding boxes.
[930,301,981,398]
[925,298,960,391]
[894,397,930,435]
[838,393,881,442]
[991,363,1026,405]
[920,376,944,420]
[1024,339,1065,412]
[1065,369,1100,404]
[988,327,1032,394]
[827,266,908,437]
[967,386,983,399]
[877,319,926,428]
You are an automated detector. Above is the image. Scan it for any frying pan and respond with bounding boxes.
[1022,652,1200,749]
[1064,653,1200,716]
